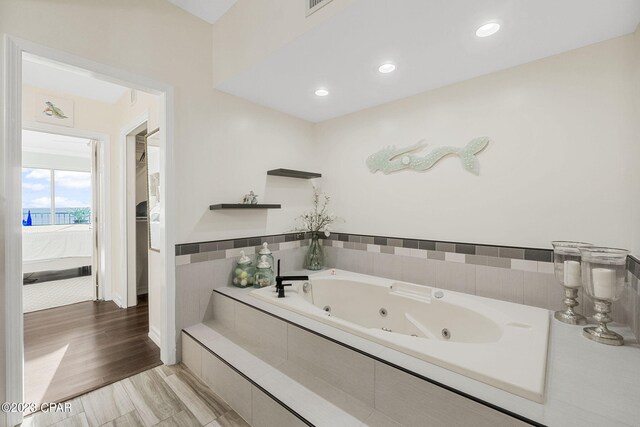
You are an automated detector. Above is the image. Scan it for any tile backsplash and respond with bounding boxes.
[174,232,640,342]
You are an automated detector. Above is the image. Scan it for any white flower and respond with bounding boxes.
[293,187,341,234]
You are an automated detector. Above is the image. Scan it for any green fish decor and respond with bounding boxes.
[43,101,68,119]
[366,137,490,175]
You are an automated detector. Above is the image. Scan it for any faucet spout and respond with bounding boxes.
[275,259,309,298]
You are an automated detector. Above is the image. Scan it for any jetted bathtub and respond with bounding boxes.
[250,269,550,402]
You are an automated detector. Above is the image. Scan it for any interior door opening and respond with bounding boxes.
[18,51,163,414]
[21,129,97,313]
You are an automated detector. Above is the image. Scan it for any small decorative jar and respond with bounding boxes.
[258,242,275,272]
[551,241,593,325]
[231,250,256,288]
[579,246,629,346]
[254,255,274,288]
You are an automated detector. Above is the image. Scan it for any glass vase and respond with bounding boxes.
[551,241,592,325]
[579,246,629,346]
[304,233,324,270]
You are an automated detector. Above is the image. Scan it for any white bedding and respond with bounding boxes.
[22,224,92,273]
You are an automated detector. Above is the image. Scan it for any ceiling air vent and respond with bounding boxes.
[306,0,334,17]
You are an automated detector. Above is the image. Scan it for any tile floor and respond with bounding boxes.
[21,365,250,427]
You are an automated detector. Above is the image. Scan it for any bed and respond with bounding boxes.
[22,224,92,274]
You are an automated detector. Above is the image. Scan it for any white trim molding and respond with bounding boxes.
[148,325,162,348]
[3,35,24,427]
[2,35,177,426]
[160,88,177,365]
[120,113,148,309]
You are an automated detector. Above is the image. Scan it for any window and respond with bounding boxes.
[22,168,91,226]
[22,168,52,225]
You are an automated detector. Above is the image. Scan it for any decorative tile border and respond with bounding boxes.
[175,232,308,265]
[175,231,640,283]
[325,233,554,262]
[175,232,307,256]
[321,236,553,274]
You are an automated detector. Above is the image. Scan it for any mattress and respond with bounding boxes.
[22,224,92,273]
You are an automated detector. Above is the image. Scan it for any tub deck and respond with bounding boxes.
[214,269,640,427]
[251,270,549,403]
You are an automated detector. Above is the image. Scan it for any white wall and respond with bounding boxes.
[315,34,638,253]
[22,151,90,172]
[2,1,317,241]
[0,28,7,418]
[0,3,317,420]
[632,28,640,257]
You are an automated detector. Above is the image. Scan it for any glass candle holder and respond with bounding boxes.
[551,241,593,325]
[579,247,629,346]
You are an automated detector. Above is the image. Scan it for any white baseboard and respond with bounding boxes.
[148,325,161,348]
[112,293,123,308]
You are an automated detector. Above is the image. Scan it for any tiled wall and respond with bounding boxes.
[174,233,308,352]
[175,232,640,342]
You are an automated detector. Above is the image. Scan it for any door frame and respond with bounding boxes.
[120,114,149,309]
[2,35,177,427]
[21,123,110,302]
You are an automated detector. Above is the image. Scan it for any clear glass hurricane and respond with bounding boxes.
[551,241,592,325]
[579,247,629,346]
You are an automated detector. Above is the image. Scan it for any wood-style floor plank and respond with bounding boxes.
[121,369,186,426]
[23,366,249,427]
[24,296,161,408]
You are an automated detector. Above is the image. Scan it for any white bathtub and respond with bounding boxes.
[250,269,550,403]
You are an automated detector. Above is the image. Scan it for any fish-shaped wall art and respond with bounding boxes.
[366,137,490,175]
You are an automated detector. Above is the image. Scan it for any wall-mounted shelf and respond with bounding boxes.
[209,204,282,210]
[267,168,322,179]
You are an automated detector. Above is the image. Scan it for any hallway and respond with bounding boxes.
[24,296,161,408]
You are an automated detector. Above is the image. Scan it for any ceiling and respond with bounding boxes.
[216,0,640,122]
[23,55,130,104]
[22,130,91,158]
[167,0,237,24]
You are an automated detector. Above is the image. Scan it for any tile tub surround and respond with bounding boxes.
[174,232,640,340]
[321,235,639,330]
[174,231,639,282]
[187,288,640,427]
[183,319,529,426]
[175,236,307,361]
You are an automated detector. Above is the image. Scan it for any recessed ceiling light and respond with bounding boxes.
[315,88,329,97]
[378,63,396,74]
[475,22,500,38]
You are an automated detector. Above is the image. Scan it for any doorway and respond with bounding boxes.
[21,129,98,313]
[3,37,176,425]
[19,57,165,411]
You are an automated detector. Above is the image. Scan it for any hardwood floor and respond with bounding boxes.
[22,365,249,427]
[24,296,161,409]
